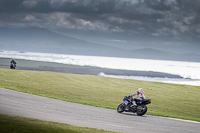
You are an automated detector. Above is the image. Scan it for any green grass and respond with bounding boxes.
[0,114,116,133]
[0,68,200,122]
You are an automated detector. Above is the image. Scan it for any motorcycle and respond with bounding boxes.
[117,98,151,116]
[10,63,16,69]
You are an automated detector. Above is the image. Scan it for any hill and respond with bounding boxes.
[0,27,125,57]
[0,27,200,62]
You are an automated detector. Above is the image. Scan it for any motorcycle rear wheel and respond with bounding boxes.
[117,103,125,113]
[136,105,147,116]
[10,66,15,69]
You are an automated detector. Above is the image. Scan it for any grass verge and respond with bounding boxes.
[0,114,116,133]
[0,68,200,122]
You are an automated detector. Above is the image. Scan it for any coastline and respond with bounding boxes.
[0,57,183,79]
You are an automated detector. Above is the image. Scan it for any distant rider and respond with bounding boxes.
[10,58,17,68]
[124,88,146,111]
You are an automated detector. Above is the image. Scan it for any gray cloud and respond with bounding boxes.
[0,0,200,46]
[23,0,38,9]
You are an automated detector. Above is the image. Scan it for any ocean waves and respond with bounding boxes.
[1,50,200,86]
[98,72,200,86]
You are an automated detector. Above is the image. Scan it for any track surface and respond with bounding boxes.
[0,88,199,133]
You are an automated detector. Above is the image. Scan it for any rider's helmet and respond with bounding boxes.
[137,88,146,99]
[138,88,143,92]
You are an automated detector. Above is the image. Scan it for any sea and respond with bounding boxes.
[0,50,200,86]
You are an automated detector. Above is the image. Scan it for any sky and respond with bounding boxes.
[0,0,200,53]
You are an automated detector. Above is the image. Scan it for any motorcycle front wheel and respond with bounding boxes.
[136,105,147,116]
[117,103,125,113]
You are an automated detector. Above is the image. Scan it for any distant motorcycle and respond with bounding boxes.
[10,63,16,69]
[117,98,151,116]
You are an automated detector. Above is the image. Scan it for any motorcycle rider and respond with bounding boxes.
[10,58,17,68]
[124,88,146,111]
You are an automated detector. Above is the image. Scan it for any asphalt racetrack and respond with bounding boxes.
[0,88,199,133]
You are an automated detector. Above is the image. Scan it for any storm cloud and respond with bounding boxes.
[0,0,200,52]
